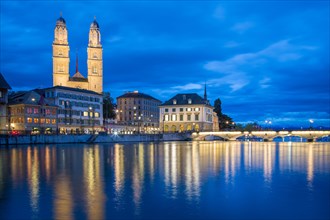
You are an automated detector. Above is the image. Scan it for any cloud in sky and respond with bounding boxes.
[0,1,329,127]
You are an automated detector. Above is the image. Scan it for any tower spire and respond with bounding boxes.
[75,49,79,73]
[204,82,207,100]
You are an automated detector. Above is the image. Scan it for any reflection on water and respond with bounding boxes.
[0,142,329,219]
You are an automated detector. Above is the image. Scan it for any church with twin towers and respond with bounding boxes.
[52,14,103,94]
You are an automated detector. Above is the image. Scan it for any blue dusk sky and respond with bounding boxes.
[0,0,329,128]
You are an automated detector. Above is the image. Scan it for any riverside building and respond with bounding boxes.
[116,91,161,133]
[0,73,12,134]
[44,86,103,134]
[8,91,58,134]
[159,90,215,132]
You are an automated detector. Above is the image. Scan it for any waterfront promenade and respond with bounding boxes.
[1,130,329,145]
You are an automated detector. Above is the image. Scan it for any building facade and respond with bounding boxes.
[44,86,103,134]
[116,91,161,133]
[8,91,58,134]
[0,73,12,134]
[159,93,214,132]
[53,15,103,94]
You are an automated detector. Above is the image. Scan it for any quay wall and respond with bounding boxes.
[0,133,192,146]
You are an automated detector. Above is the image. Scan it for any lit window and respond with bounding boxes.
[187,108,192,111]
[34,118,39,123]
[171,114,177,121]
[164,115,169,121]
[83,111,88,117]
[188,99,192,104]
[173,99,177,104]
[27,118,32,123]
[52,119,56,124]
[46,119,50,124]
[194,108,200,111]
[95,112,100,118]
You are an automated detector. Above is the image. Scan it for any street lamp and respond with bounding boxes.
[265,120,271,130]
[89,106,94,134]
[309,119,314,130]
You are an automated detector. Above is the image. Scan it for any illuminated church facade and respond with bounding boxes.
[52,15,103,94]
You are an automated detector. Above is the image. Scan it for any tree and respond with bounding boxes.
[213,98,234,130]
[103,92,116,120]
[214,98,222,118]
[243,122,260,131]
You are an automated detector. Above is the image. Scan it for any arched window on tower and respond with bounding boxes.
[93,53,98,59]
[93,66,97,74]
[57,64,64,72]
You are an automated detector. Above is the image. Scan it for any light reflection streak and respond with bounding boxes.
[225,143,229,184]
[45,146,51,182]
[149,143,155,183]
[307,144,314,186]
[171,143,177,197]
[263,143,273,184]
[84,146,105,220]
[192,143,200,200]
[132,144,144,214]
[164,143,170,189]
[54,175,73,220]
[114,144,124,199]
[185,144,192,200]
[27,147,40,215]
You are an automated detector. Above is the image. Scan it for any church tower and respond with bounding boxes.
[87,17,103,94]
[53,14,70,87]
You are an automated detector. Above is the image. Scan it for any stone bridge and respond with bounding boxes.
[192,130,330,142]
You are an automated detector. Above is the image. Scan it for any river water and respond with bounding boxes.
[0,141,329,219]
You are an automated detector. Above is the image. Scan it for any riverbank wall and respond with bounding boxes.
[0,133,192,146]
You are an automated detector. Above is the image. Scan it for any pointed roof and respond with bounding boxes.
[72,71,85,78]
[0,73,12,89]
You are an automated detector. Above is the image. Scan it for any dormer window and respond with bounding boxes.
[173,99,177,105]
[188,99,192,104]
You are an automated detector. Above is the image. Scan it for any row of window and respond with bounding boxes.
[58,118,101,125]
[58,109,100,118]
[164,114,200,122]
[59,100,101,109]
[164,107,200,113]
[46,91,101,103]
[11,107,56,115]
[26,118,57,124]
[119,99,159,107]
[119,106,158,112]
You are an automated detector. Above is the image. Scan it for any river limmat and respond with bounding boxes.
[0,141,329,219]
